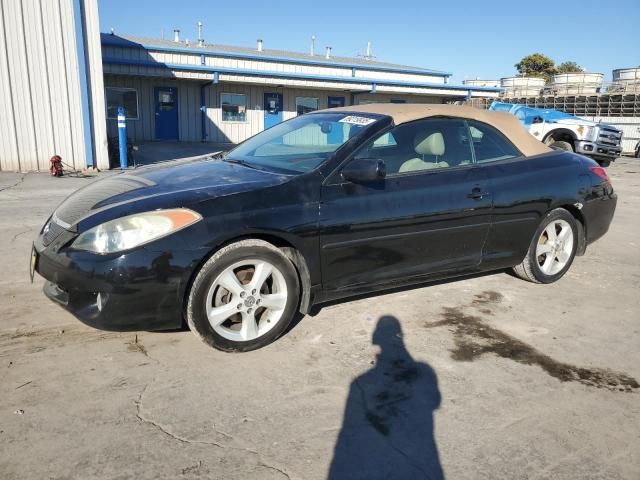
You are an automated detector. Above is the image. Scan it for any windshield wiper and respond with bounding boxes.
[210,151,228,160]
[222,157,266,171]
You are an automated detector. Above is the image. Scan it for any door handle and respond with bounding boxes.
[467,187,491,200]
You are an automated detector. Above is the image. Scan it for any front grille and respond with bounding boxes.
[42,220,67,247]
[598,128,622,147]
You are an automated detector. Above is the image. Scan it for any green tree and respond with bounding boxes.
[515,53,557,81]
[556,61,583,73]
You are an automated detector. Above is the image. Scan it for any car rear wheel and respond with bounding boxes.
[512,208,578,284]
[187,239,300,352]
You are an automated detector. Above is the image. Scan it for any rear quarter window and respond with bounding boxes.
[467,120,521,163]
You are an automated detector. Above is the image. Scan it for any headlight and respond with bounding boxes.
[577,125,595,140]
[72,208,202,254]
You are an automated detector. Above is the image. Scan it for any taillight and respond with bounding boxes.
[590,166,610,183]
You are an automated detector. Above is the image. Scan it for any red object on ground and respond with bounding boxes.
[49,155,63,177]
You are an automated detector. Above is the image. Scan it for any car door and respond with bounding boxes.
[319,117,493,291]
[465,119,546,270]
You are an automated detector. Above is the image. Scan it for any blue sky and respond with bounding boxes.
[99,0,640,83]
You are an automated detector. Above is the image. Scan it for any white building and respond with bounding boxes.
[0,0,107,172]
[0,0,501,172]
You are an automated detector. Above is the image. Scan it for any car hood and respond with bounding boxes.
[53,158,291,228]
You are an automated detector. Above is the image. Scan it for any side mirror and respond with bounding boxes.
[532,116,544,124]
[342,158,386,183]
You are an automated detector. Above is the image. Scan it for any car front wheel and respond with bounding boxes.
[187,239,300,352]
[513,208,578,284]
[549,140,574,152]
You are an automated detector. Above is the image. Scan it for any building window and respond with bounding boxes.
[327,96,345,108]
[221,93,247,122]
[296,97,319,115]
[106,87,138,119]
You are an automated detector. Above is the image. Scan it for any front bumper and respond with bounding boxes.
[34,231,209,331]
[575,140,622,159]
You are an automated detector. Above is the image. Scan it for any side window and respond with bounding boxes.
[296,97,319,115]
[221,93,247,122]
[353,118,473,175]
[106,87,138,119]
[372,132,397,148]
[467,120,521,163]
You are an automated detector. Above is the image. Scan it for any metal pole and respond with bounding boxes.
[117,106,128,169]
[200,85,207,142]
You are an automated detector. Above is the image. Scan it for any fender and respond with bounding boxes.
[542,127,578,144]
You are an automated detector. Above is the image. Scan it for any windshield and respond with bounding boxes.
[224,112,379,174]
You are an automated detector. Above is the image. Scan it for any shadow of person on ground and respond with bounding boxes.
[328,315,444,480]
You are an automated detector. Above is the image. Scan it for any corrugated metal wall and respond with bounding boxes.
[105,75,202,142]
[83,0,108,168]
[102,41,449,86]
[105,74,447,145]
[204,83,264,143]
[0,0,107,172]
[352,93,444,105]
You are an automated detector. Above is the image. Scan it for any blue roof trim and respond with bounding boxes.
[101,36,453,78]
[102,57,503,93]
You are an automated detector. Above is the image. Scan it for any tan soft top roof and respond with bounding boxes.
[322,103,551,157]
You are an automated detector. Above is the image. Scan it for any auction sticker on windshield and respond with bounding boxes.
[339,115,376,126]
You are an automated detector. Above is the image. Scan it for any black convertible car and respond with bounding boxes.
[32,104,616,351]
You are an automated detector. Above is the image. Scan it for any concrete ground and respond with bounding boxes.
[1,158,639,479]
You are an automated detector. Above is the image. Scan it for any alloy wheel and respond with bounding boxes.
[205,259,288,342]
[535,219,574,276]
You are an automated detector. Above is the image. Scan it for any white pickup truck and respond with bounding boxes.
[489,102,623,167]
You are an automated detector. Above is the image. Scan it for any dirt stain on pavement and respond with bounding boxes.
[471,291,503,306]
[126,334,148,357]
[7,331,38,339]
[426,291,639,392]
[0,326,121,358]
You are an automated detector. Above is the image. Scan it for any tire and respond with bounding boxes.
[549,140,574,152]
[598,159,611,168]
[512,208,578,284]
[187,239,300,352]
